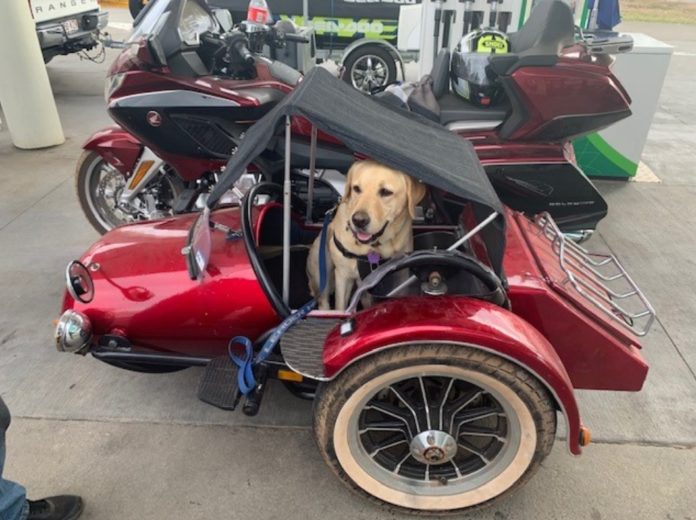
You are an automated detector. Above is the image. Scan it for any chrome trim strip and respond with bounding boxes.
[447,120,503,132]
[110,89,241,108]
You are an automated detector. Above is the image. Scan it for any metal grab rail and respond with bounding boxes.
[534,213,656,338]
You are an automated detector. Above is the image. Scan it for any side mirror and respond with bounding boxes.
[146,10,170,66]
[147,34,167,66]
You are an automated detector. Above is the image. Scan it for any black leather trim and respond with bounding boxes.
[507,54,559,74]
[431,49,451,99]
[438,93,509,125]
[489,53,559,76]
[488,54,520,76]
[242,182,290,318]
[352,249,510,309]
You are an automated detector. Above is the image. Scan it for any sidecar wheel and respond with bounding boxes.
[312,344,556,514]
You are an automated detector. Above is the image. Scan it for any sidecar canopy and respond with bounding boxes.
[206,67,507,274]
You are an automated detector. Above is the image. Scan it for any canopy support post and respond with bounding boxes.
[445,211,499,252]
[283,116,292,305]
[306,125,317,224]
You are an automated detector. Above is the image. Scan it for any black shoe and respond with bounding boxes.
[26,496,83,520]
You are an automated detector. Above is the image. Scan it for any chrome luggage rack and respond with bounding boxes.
[535,213,656,337]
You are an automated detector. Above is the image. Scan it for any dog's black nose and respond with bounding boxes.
[351,212,370,230]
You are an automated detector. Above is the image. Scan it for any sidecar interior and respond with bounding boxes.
[200,66,509,316]
[252,197,508,311]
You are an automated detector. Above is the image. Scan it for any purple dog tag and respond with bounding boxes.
[367,251,381,266]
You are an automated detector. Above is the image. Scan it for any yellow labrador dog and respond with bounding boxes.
[307,160,426,311]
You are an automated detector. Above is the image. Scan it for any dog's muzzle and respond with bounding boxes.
[350,220,389,245]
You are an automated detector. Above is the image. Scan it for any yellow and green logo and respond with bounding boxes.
[280,15,396,39]
[476,34,509,54]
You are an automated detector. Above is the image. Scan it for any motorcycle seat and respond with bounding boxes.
[508,0,575,56]
[438,93,507,127]
[489,0,576,75]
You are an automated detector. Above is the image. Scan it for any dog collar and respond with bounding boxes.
[332,235,386,281]
[333,235,377,261]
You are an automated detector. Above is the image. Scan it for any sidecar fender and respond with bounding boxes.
[83,125,142,176]
[322,296,583,455]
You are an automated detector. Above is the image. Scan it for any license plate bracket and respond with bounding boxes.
[62,18,80,34]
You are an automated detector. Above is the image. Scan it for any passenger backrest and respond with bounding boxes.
[431,49,451,100]
[508,0,575,56]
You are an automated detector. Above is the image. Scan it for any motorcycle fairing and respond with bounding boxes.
[83,125,142,176]
[108,89,272,160]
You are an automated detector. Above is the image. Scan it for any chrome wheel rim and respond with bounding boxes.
[333,364,536,510]
[350,54,389,93]
[84,156,133,231]
[84,156,176,231]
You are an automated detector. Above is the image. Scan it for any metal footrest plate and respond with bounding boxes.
[281,318,340,379]
[197,356,240,410]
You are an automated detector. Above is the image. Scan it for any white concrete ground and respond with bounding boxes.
[0,10,695,519]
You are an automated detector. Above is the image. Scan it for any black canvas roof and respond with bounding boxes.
[207,67,506,273]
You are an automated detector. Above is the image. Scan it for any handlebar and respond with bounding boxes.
[283,33,310,44]
[233,39,255,65]
[200,32,224,49]
[201,23,309,70]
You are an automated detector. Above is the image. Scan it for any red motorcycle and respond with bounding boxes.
[56,67,655,514]
[79,0,629,237]
[78,0,311,233]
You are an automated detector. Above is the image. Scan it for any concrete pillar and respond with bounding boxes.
[0,1,64,149]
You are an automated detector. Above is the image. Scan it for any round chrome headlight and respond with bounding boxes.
[55,311,92,353]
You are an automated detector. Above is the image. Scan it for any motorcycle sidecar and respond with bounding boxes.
[54,68,655,514]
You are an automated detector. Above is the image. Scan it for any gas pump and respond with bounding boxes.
[398,0,530,77]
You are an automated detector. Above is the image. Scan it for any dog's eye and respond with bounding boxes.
[378,188,394,197]
[353,185,362,194]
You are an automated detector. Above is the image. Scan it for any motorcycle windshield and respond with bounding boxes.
[128,0,217,47]
[189,207,212,281]
[128,0,172,43]
[179,0,217,45]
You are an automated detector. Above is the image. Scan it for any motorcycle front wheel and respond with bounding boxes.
[75,150,182,235]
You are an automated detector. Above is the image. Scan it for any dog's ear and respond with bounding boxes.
[407,178,427,219]
[344,161,363,200]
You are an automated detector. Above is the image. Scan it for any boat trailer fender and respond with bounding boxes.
[83,125,143,176]
[321,297,584,455]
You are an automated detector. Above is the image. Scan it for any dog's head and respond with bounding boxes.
[343,160,427,244]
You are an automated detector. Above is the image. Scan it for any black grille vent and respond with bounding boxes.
[172,116,234,157]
